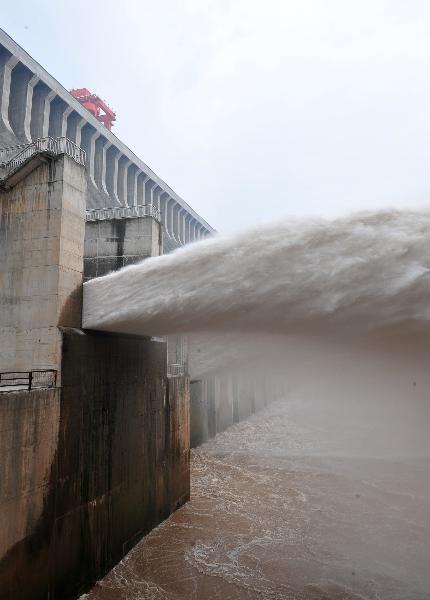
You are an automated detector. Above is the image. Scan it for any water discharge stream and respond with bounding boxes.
[82,209,430,598]
[83,209,430,340]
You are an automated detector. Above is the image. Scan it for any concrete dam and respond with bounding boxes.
[0,28,285,600]
[2,25,430,600]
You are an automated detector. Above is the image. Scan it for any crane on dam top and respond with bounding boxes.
[69,87,116,130]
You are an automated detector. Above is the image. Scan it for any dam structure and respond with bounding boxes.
[0,28,280,600]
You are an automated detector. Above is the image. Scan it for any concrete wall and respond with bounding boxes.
[84,216,161,280]
[0,155,86,374]
[0,329,189,600]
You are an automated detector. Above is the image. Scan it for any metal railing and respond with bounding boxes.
[0,143,30,165]
[167,364,185,378]
[86,204,161,222]
[0,370,57,391]
[0,136,86,173]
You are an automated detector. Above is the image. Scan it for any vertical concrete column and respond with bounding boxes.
[169,199,177,240]
[183,212,189,243]
[184,215,191,243]
[164,196,172,236]
[101,141,112,195]
[0,55,19,137]
[151,184,161,212]
[115,156,131,205]
[132,168,142,205]
[178,208,186,244]
[124,161,133,206]
[143,177,153,206]
[135,172,147,205]
[127,165,138,206]
[60,106,73,137]
[88,130,101,188]
[42,90,56,137]
[112,150,121,205]
[159,192,169,229]
[190,220,197,241]
[74,117,86,147]
[22,74,39,142]
[170,201,178,241]
[105,146,121,204]
[94,136,108,192]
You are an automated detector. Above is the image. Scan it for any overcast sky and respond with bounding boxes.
[3,1,430,232]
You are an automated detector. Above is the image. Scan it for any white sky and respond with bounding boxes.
[3,0,430,232]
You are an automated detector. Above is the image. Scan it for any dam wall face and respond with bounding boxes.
[0,330,189,600]
[190,373,282,448]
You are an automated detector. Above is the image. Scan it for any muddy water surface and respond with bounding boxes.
[83,397,430,600]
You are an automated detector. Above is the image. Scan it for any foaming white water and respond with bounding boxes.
[83,209,430,338]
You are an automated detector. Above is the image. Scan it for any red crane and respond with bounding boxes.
[69,88,116,130]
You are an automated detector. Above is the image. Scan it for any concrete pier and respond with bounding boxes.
[0,148,86,376]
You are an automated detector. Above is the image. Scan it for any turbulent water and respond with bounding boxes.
[82,209,430,598]
[82,397,430,600]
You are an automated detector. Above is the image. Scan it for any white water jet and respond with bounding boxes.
[82,209,430,340]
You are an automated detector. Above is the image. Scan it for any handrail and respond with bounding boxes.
[0,143,29,164]
[167,364,185,378]
[86,204,161,222]
[0,136,86,175]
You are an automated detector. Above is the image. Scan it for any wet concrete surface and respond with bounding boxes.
[82,396,430,600]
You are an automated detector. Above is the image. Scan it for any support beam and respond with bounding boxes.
[0,54,19,136]
[184,215,191,244]
[159,192,169,229]
[107,146,121,204]
[135,172,147,206]
[60,106,73,137]
[126,164,138,206]
[93,135,108,192]
[116,155,132,206]
[88,130,101,188]
[101,141,112,195]
[23,74,39,142]
[75,117,86,147]
[42,90,56,137]
[132,169,142,206]
[151,184,161,211]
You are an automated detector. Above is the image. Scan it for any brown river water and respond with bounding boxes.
[82,395,430,600]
